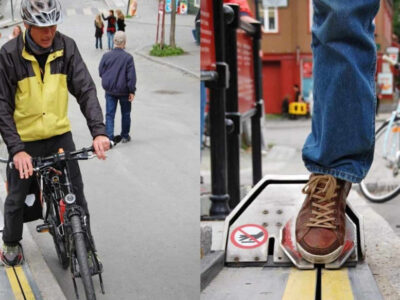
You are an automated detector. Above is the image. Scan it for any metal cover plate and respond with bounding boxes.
[226,183,304,264]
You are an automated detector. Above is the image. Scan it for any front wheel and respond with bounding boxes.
[360,117,400,202]
[71,215,96,300]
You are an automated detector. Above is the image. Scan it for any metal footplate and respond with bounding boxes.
[223,175,365,269]
[280,213,359,269]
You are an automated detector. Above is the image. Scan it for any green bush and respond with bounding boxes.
[149,44,184,57]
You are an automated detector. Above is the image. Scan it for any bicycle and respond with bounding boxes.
[359,55,400,202]
[0,137,121,300]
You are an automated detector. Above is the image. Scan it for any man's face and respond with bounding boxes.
[27,25,57,48]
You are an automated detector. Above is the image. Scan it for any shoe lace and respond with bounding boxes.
[302,175,339,229]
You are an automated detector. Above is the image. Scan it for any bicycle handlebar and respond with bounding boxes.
[7,140,118,171]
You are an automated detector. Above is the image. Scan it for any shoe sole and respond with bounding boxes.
[297,242,343,264]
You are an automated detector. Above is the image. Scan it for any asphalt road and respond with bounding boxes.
[0,0,199,299]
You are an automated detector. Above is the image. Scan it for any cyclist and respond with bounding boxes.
[0,0,110,266]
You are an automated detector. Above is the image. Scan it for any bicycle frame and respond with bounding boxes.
[33,148,104,300]
[0,139,119,300]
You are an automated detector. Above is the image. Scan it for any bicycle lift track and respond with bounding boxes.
[201,175,384,300]
[0,212,42,300]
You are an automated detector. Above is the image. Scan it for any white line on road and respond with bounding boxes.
[83,7,92,16]
[66,8,76,16]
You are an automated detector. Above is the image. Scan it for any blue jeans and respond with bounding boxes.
[105,94,132,140]
[95,37,102,49]
[107,32,114,50]
[302,0,380,183]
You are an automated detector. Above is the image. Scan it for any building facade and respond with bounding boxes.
[247,0,394,114]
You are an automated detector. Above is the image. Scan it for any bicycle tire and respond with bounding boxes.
[360,117,400,202]
[71,215,96,300]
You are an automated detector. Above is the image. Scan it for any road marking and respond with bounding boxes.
[14,266,35,300]
[5,266,24,300]
[322,269,354,300]
[66,8,76,16]
[282,268,316,300]
[83,7,92,16]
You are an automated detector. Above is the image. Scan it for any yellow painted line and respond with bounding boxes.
[5,266,24,300]
[321,268,354,300]
[14,266,36,300]
[282,268,316,300]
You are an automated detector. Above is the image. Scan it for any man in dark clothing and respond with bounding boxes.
[99,31,137,143]
[0,0,110,266]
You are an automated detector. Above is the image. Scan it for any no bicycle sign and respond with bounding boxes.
[230,224,269,249]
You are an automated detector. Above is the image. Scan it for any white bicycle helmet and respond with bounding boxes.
[20,0,63,27]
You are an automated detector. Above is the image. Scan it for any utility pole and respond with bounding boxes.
[170,0,176,48]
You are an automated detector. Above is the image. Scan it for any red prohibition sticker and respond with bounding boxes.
[230,224,269,249]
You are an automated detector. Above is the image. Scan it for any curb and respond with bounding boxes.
[134,46,200,79]
[0,176,67,300]
[201,250,225,291]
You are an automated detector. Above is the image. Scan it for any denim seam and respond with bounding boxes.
[305,164,362,183]
[358,19,377,179]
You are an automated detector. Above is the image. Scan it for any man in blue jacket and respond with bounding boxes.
[99,31,136,143]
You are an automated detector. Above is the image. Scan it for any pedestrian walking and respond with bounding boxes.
[99,31,136,143]
[94,14,104,49]
[101,10,116,50]
[116,9,126,32]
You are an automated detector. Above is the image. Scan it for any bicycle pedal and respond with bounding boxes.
[36,224,52,233]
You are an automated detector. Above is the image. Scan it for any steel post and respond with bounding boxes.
[251,22,263,185]
[207,0,231,218]
[224,4,241,209]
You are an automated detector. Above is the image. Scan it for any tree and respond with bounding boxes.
[170,0,177,48]
[394,0,400,38]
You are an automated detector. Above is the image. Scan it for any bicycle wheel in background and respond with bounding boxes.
[71,215,96,300]
[360,117,400,202]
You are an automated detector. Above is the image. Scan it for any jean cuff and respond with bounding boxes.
[305,164,362,183]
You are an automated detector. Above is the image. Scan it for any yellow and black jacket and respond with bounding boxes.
[0,31,106,156]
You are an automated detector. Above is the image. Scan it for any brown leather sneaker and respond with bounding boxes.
[295,174,352,264]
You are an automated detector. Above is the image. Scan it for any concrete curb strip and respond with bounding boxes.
[201,250,225,291]
[134,49,200,79]
[0,175,67,300]
[349,191,400,299]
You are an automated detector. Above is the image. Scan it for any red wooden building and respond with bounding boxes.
[246,0,394,114]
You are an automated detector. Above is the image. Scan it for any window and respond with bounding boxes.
[263,7,278,33]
